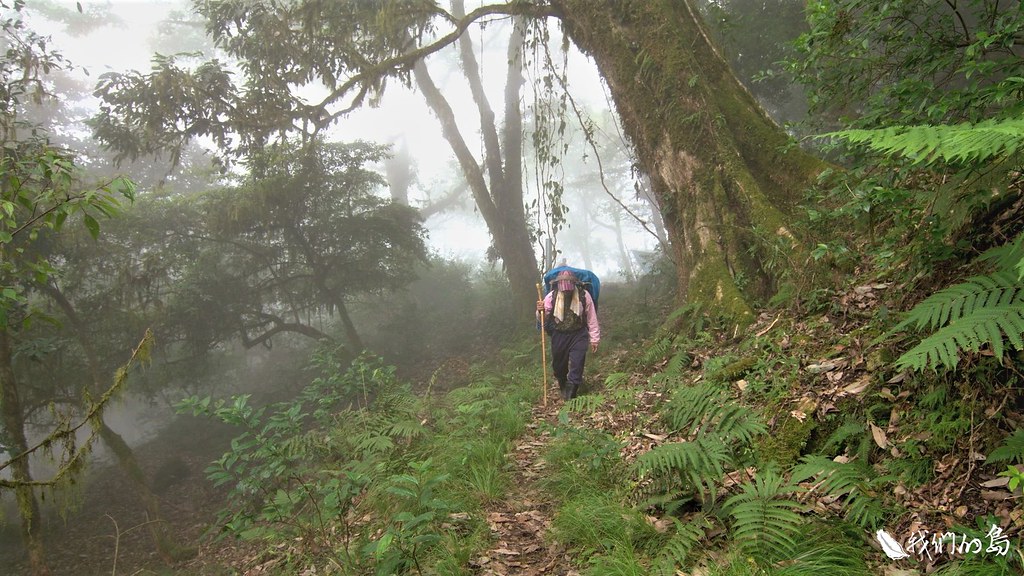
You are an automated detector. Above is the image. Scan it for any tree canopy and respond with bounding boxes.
[189,140,428,351]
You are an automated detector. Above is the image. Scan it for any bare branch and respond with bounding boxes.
[314,2,558,129]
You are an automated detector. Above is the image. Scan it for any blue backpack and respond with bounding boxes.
[543,266,600,310]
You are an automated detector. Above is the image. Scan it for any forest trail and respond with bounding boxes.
[473,358,663,576]
[471,400,578,576]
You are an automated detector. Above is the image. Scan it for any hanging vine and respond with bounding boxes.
[521,16,668,271]
[523,17,571,270]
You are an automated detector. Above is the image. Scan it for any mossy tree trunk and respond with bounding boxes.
[554,0,826,324]
[0,330,50,576]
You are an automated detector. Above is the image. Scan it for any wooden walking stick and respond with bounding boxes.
[536,283,548,408]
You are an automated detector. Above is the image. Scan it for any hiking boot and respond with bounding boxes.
[565,381,580,400]
[556,378,567,399]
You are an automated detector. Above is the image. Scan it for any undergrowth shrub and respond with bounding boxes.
[177,347,540,574]
[177,352,413,554]
[364,459,453,576]
[828,115,1024,372]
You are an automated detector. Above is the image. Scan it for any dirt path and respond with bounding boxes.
[470,402,580,576]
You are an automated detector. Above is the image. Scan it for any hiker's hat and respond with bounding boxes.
[555,270,577,291]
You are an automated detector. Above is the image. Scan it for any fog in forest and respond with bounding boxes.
[1,2,669,572]
[5,1,1020,575]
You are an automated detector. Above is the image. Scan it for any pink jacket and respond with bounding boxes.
[542,290,600,344]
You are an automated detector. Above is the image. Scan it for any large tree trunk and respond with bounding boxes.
[554,0,826,324]
[0,330,51,576]
[414,5,539,323]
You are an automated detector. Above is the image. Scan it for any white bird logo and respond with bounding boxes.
[876,529,911,560]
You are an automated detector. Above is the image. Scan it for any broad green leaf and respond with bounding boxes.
[82,213,99,239]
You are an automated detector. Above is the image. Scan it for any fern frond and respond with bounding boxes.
[604,372,630,388]
[653,514,711,574]
[987,429,1024,464]
[641,336,673,366]
[891,269,1024,371]
[562,394,606,414]
[388,418,427,440]
[827,117,1024,167]
[724,471,804,558]
[636,437,730,496]
[791,456,888,528]
[370,390,421,429]
[446,380,496,406]
[662,382,765,443]
[895,272,1024,332]
[664,349,691,377]
[666,302,700,323]
[896,304,1024,370]
[774,524,871,576]
[978,231,1024,277]
[897,270,1024,330]
[355,433,394,456]
[818,420,874,461]
[713,403,768,445]
[662,382,727,432]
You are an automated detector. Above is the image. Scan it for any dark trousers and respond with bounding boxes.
[551,328,588,400]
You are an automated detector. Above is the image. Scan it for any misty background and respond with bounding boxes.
[0,1,814,573]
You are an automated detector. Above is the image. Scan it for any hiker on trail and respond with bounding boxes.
[537,269,600,401]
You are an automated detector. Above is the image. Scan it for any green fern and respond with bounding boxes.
[826,117,1024,167]
[388,418,427,441]
[894,271,1024,332]
[893,270,1024,371]
[724,471,805,558]
[562,394,606,414]
[986,429,1024,464]
[833,114,1024,373]
[636,382,765,502]
[653,514,711,574]
[604,372,630,388]
[662,382,726,432]
[355,431,395,456]
[819,419,870,459]
[636,436,730,496]
[663,382,766,443]
[790,455,889,528]
[641,336,673,366]
[978,232,1024,278]
[774,524,872,576]
[664,349,691,377]
[445,379,497,406]
[712,403,767,445]
[898,306,1024,370]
